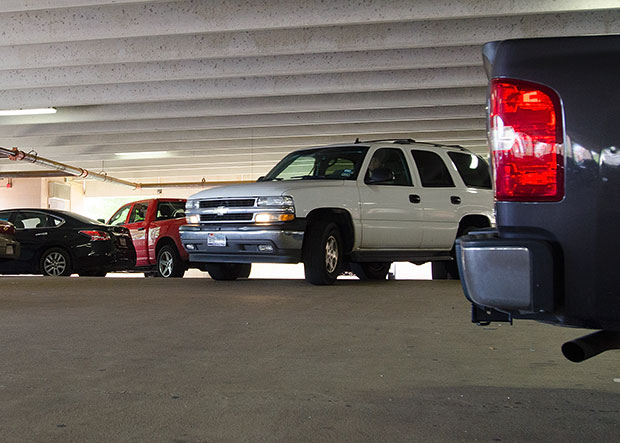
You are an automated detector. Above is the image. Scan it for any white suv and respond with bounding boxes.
[180,139,494,285]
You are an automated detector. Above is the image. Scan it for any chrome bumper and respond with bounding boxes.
[456,231,556,315]
[179,225,304,263]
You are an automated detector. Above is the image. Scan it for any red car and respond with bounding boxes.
[108,198,188,277]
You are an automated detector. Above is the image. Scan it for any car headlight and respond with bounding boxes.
[257,196,294,207]
[186,199,200,210]
[186,214,200,224]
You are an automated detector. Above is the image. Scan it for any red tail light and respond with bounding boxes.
[489,78,564,202]
[79,230,111,241]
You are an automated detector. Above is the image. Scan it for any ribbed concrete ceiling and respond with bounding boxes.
[0,0,618,184]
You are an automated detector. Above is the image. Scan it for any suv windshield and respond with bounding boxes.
[263,146,369,181]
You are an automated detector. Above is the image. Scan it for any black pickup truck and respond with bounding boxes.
[456,35,620,362]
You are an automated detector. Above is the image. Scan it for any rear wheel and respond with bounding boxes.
[350,262,391,280]
[40,248,72,276]
[206,263,251,281]
[303,221,343,285]
[432,224,478,280]
[157,244,185,278]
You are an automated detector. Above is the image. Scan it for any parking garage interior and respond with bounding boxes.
[1,1,620,441]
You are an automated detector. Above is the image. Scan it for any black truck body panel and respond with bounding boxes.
[458,35,620,330]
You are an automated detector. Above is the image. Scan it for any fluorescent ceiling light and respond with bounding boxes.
[0,108,57,116]
[115,151,171,160]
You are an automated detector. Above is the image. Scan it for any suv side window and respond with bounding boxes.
[365,148,412,186]
[411,150,455,188]
[108,204,131,226]
[447,152,492,189]
[129,202,149,223]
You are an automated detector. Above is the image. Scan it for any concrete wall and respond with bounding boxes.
[0,178,46,209]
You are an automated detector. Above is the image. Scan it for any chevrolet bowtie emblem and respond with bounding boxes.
[215,206,228,216]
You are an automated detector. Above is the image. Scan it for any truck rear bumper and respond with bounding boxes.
[179,225,304,264]
[456,230,556,315]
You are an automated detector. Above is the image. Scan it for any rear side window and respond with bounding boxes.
[411,150,455,187]
[447,152,492,189]
[157,201,185,220]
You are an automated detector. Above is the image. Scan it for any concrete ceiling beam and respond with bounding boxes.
[0,47,483,90]
[2,11,618,69]
[0,88,487,125]
[1,1,617,45]
[0,105,486,137]
[0,66,487,109]
[0,118,486,147]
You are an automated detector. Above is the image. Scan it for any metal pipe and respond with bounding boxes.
[0,170,72,178]
[0,146,250,189]
[561,330,620,362]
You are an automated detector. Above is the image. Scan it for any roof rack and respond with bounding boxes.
[354,138,416,144]
[413,141,466,150]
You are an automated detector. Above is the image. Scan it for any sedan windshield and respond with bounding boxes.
[263,146,369,181]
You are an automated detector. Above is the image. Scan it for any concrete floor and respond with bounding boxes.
[1,277,619,442]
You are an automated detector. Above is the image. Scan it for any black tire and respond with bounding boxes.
[40,247,72,276]
[350,262,391,280]
[156,244,185,278]
[78,270,107,277]
[303,221,343,285]
[432,225,478,280]
[206,263,251,281]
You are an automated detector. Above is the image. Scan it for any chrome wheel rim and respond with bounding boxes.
[159,250,174,277]
[43,252,67,276]
[325,235,338,274]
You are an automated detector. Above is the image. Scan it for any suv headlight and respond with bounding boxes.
[255,196,295,223]
[257,196,294,207]
[186,199,199,210]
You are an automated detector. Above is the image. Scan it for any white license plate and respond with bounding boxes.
[207,233,226,247]
[6,245,14,255]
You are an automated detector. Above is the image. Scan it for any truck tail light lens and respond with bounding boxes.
[489,78,564,202]
[79,230,111,241]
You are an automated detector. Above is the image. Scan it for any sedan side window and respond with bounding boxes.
[14,212,49,229]
[411,150,455,188]
[108,204,131,226]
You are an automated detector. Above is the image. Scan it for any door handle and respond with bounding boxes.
[409,194,421,204]
[451,196,462,205]
[35,232,48,236]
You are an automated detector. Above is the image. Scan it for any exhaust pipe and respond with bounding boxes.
[561,330,620,362]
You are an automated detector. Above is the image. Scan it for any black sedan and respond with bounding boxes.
[0,208,136,276]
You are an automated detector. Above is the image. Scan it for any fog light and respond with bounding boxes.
[258,244,274,253]
[185,244,195,250]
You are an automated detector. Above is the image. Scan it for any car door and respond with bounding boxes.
[410,149,461,249]
[358,147,423,249]
[0,210,28,273]
[124,202,150,266]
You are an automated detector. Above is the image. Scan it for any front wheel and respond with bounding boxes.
[303,221,343,285]
[206,263,251,281]
[40,247,72,276]
[350,262,391,280]
[157,245,185,278]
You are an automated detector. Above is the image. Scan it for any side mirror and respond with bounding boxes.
[365,167,394,184]
[97,218,106,224]
[257,176,265,182]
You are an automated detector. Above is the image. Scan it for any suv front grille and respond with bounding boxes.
[199,199,255,208]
